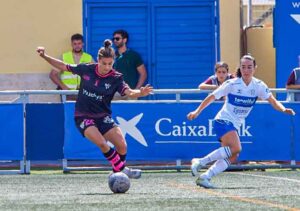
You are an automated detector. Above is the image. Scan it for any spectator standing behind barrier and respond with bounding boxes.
[49,34,94,101]
[286,67,300,101]
[187,55,296,189]
[112,29,147,99]
[37,39,153,179]
[198,62,234,90]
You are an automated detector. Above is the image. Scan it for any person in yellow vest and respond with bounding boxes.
[49,33,94,101]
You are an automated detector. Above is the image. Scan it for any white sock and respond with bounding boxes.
[201,159,231,180]
[200,146,232,166]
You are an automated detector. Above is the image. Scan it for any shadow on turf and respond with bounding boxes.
[212,186,260,190]
[80,192,147,195]
[80,193,114,196]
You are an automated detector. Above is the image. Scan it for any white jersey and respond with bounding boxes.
[212,77,272,129]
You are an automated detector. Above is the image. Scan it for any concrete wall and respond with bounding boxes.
[246,28,276,88]
[1,0,82,74]
[0,0,82,101]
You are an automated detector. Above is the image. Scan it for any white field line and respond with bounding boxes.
[230,172,300,184]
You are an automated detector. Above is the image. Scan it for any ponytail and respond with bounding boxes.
[236,68,242,77]
[98,39,115,60]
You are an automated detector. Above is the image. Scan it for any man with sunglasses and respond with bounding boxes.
[112,30,147,99]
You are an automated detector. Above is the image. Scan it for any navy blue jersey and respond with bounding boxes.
[66,64,129,117]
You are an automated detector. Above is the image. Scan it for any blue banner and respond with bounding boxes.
[0,104,23,160]
[275,0,300,88]
[64,102,300,161]
[26,104,64,160]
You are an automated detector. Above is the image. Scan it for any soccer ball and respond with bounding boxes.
[108,172,130,193]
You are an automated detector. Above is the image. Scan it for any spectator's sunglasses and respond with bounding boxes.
[113,37,122,41]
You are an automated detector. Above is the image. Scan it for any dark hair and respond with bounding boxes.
[214,61,229,72]
[113,29,129,42]
[98,39,115,60]
[71,33,83,42]
[236,54,257,77]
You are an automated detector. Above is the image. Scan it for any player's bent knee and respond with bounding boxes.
[97,140,108,149]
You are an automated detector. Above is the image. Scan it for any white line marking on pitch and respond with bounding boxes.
[230,172,300,184]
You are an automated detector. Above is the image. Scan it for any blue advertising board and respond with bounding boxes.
[26,104,64,160]
[275,0,300,88]
[64,102,300,161]
[0,104,23,160]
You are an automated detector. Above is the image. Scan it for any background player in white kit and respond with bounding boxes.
[187,55,296,189]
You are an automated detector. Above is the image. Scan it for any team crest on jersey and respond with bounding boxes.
[94,80,99,87]
[83,75,90,81]
[105,83,111,90]
[250,89,255,96]
[237,89,242,94]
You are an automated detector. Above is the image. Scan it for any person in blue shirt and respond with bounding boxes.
[187,55,296,189]
[37,39,153,179]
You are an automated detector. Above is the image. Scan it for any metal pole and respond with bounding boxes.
[176,159,182,172]
[21,94,29,174]
[290,115,296,170]
[247,0,253,26]
[176,93,180,102]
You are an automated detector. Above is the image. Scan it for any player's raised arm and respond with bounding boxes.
[36,47,68,72]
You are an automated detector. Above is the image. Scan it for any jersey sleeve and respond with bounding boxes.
[286,71,296,85]
[203,77,213,84]
[117,75,130,96]
[258,81,272,100]
[66,64,89,76]
[134,52,144,68]
[212,80,231,99]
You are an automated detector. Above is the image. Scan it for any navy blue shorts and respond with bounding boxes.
[75,115,117,137]
[213,119,237,141]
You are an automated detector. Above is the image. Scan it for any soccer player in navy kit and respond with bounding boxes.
[187,55,296,188]
[37,40,153,178]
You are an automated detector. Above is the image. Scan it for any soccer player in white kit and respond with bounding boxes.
[187,55,296,188]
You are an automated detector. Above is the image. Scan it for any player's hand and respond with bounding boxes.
[284,108,296,116]
[60,84,70,90]
[140,84,153,97]
[36,46,45,57]
[187,111,199,120]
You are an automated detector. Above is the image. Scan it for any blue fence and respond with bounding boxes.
[64,102,300,161]
[0,104,23,160]
[0,101,299,163]
[26,104,64,160]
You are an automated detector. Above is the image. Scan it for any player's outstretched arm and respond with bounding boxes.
[36,47,68,72]
[267,94,296,115]
[124,84,153,98]
[187,94,216,120]
[198,82,218,90]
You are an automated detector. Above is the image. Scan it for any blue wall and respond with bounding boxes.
[83,0,220,94]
